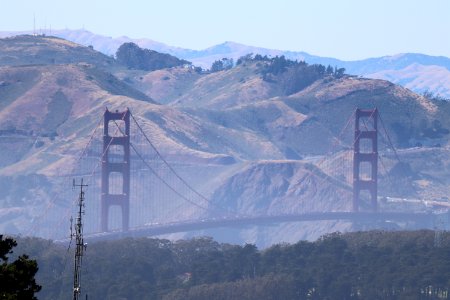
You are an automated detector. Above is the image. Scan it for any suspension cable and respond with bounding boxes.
[123,112,236,213]
[129,111,219,206]
[378,110,402,163]
[130,142,213,211]
[306,111,358,194]
[25,112,105,238]
[27,109,127,238]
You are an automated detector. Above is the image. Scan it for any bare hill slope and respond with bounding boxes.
[0,35,116,67]
[1,36,450,246]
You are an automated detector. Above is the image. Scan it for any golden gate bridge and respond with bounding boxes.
[26,107,449,242]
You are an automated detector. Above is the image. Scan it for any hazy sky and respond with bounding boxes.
[1,0,449,60]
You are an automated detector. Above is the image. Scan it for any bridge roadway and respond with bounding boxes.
[68,211,436,243]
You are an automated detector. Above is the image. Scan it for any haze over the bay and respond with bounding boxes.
[1,0,449,60]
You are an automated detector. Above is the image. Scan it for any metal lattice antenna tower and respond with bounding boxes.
[72,178,88,300]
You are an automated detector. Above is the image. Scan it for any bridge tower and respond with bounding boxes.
[353,108,378,212]
[101,109,130,232]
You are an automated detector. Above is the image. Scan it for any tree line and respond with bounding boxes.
[6,230,450,299]
[115,42,347,97]
[211,53,346,95]
[116,42,190,71]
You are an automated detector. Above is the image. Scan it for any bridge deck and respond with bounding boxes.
[55,211,436,243]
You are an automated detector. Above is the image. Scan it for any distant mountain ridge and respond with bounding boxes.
[2,29,450,70]
[1,29,449,98]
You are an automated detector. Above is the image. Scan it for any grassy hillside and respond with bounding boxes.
[121,58,450,153]
[0,35,116,67]
[1,36,450,245]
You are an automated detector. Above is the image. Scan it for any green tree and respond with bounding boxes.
[116,42,190,71]
[210,58,233,72]
[334,66,346,78]
[326,64,334,74]
[210,59,224,72]
[0,235,41,299]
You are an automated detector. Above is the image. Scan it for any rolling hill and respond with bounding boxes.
[0,34,449,247]
[2,29,447,98]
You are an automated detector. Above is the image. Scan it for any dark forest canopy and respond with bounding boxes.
[116,42,190,71]
[12,230,450,300]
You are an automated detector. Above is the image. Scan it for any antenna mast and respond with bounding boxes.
[72,178,88,300]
